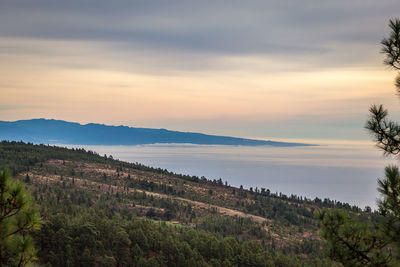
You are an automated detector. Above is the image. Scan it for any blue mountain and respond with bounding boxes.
[0,119,311,146]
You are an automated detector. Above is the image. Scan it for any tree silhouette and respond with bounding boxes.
[318,19,400,267]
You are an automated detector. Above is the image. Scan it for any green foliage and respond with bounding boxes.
[366,19,400,156]
[195,216,266,240]
[377,166,400,261]
[381,19,400,68]
[365,104,400,156]
[381,18,400,92]
[0,140,346,265]
[317,209,389,266]
[0,141,202,183]
[317,165,400,266]
[318,18,400,267]
[0,168,41,266]
[33,204,329,267]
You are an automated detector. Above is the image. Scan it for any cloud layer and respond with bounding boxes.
[1,0,400,139]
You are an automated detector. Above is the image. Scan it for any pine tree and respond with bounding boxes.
[366,18,400,155]
[318,18,400,267]
[0,168,42,266]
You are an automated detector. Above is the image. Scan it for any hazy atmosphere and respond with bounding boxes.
[3,1,400,266]
[2,0,400,140]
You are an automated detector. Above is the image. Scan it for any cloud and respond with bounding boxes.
[1,0,400,140]
[1,0,400,72]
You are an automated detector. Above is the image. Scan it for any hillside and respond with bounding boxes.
[0,119,311,147]
[0,141,367,266]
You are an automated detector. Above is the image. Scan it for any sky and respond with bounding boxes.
[1,0,400,141]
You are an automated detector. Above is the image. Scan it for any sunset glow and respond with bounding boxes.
[1,1,400,140]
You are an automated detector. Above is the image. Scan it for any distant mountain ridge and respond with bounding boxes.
[0,119,312,146]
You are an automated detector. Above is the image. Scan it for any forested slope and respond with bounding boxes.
[0,141,368,266]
